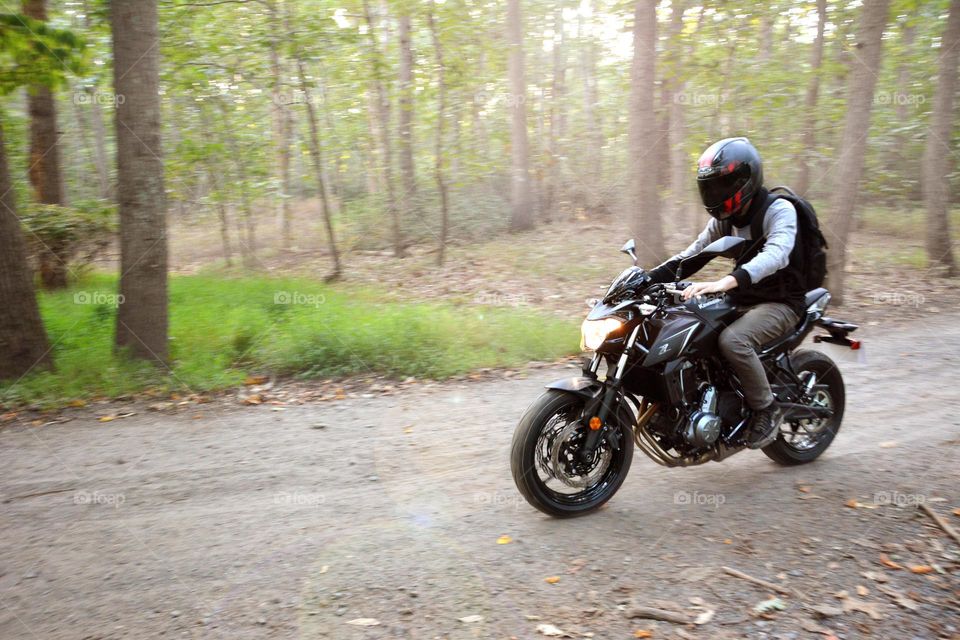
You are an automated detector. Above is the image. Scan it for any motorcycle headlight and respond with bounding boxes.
[580,317,624,351]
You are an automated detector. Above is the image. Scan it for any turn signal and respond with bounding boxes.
[588,416,602,430]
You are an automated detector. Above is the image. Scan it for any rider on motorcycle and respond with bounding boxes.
[647,138,808,449]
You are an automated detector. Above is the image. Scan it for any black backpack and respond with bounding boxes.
[762,186,829,290]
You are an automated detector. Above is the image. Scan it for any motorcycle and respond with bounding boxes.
[510,236,860,517]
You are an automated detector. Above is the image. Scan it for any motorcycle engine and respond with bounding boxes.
[683,385,722,448]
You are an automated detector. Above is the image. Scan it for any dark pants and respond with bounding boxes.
[718,302,799,410]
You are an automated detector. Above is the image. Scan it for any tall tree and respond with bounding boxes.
[427,2,450,265]
[507,0,533,231]
[795,0,827,197]
[922,0,960,276]
[297,55,342,279]
[0,120,52,380]
[112,0,169,362]
[397,8,417,221]
[825,0,890,304]
[23,0,69,289]
[628,0,665,264]
[363,0,404,257]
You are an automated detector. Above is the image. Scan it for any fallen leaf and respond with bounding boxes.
[67,399,87,408]
[243,394,263,405]
[694,609,714,625]
[496,535,513,545]
[536,623,566,637]
[544,576,561,584]
[953,508,960,517]
[861,571,888,583]
[722,538,733,545]
[567,558,587,574]
[244,375,268,385]
[856,585,869,596]
[346,618,380,626]
[334,388,346,400]
[808,603,843,618]
[459,615,484,623]
[754,598,786,614]
[98,415,116,422]
[841,597,885,620]
[878,441,897,448]
[908,565,933,574]
[879,553,902,570]
[798,486,811,493]
[845,498,860,508]
[403,427,414,434]
[633,631,653,638]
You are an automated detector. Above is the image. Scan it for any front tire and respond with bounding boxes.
[511,389,634,518]
[763,349,845,465]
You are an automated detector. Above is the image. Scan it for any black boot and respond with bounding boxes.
[746,403,783,449]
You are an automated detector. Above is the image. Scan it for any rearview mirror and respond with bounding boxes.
[676,236,746,280]
[620,239,638,265]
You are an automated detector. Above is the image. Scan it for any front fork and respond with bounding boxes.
[579,325,645,462]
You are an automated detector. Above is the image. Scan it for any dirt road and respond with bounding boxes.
[1,316,958,639]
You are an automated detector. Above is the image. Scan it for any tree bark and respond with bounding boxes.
[922,0,960,276]
[544,3,566,223]
[826,0,890,304]
[363,0,404,257]
[0,119,52,380]
[24,0,69,290]
[507,0,533,231]
[297,57,342,279]
[268,1,292,250]
[397,10,417,219]
[628,0,665,264]
[112,0,168,363]
[795,0,827,197]
[427,5,450,266]
[578,2,603,181]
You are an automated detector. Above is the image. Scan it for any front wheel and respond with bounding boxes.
[763,349,845,465]
[511,389,634,518]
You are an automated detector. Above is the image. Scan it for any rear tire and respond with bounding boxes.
[511,390,634,518]
[763,349,845,465]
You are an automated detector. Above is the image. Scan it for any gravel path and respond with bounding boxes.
[1,315,958,639]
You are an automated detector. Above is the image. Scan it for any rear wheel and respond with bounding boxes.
[763,349,845,465]
[511,390,634,517]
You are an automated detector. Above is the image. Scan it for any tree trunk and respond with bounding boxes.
[0,120,52,380]
[397,11,417,221]
[428,5,451,266]
[826,0,890,304]
[628,0,665,264]
[221,104,256,268]
[544,4,566,223]
[268,2,292,251]
[661,0,689,234]
[795,0,827,197]
[363,0,404,257]
[578,3,603,182]
[198,106,233,267]
[23,0,69,290]
[507,0,533,231]
[111,0,168,362]
[297,57,342,279]
[922,0,960,276]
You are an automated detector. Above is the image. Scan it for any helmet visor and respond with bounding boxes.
[698,164,751,209]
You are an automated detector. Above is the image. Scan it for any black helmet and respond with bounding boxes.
[696,137,763,220]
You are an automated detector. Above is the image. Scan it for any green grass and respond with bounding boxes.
[0,274,578,408]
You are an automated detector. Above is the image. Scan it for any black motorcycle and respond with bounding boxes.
[510,237,860,517]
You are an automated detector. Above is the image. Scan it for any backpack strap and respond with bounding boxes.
[750,191,780,241]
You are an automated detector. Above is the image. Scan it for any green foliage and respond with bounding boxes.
[0,274,578,408]
[19,200,115,271]
[0,13,87,94]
